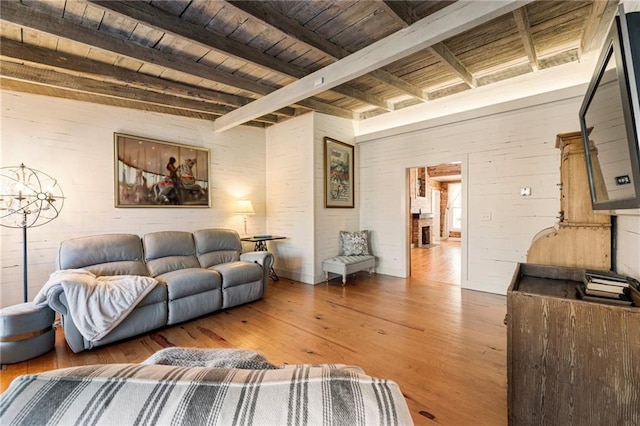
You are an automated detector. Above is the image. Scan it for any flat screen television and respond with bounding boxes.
[579,7,640,210]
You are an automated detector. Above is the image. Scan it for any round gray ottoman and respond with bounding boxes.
[0,302,55,364]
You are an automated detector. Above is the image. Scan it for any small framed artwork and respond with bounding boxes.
[114,133,210,208]
[324,137,354,208]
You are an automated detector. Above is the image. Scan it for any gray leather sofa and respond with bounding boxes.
[46,229,273,353]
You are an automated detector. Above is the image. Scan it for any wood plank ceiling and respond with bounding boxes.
[0,0,619,131]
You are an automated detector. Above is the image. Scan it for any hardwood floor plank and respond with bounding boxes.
[0,254,507,425]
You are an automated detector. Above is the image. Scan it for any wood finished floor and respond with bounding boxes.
[411,240,462,285]
[0,244,507,425]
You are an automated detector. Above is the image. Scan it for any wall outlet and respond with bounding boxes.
[481,212,492,221]
[520,187,531,196]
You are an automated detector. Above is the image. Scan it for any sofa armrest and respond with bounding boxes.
[54,292,88,353]
[241,252,274,294]
[240,251,274,271]
[43,286,69,316]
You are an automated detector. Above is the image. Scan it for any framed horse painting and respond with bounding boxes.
[324,137,354,208]
[114,133,210,207]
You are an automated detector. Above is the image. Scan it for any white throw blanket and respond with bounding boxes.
[34,269,158,342]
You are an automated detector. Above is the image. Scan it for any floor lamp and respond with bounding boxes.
[0,164,65,303]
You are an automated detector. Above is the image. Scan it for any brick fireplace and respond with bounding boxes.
[411,214,434,247]
[422,225,431,246]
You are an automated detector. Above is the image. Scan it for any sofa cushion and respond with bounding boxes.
[198,250,240,269]
[143,231,200,277]
[156,268,221,300]
[193,229,241,268]
[146,255,201,278]
[211,261,263,288]
[138,282,168,306]
[57,234,149,276]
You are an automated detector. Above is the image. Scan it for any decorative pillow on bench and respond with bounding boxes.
[340,230,370,256]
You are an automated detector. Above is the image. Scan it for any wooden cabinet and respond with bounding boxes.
[527,131,611,270]
[507,263,640,425]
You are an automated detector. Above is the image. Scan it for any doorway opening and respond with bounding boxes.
[407,163,463,285]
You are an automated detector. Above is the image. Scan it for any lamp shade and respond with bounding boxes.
[234,199,255,216]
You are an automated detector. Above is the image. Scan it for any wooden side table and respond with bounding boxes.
[241,236,286,281]
[507,263,639,425]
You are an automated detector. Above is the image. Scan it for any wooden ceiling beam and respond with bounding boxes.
[332,85,393,111]
[427,164,462,178]
[214,0,530,132]
[89,0,391,111]
[0,60,235,115]
[0,1,272,96]
[295,98,358,120]
[381,0,474,92]
[0,37,295,119]
[512,7,539,72]
[0,38,248,108]
[579,0,619,56]
[226,0,428,103]
[1,61,282,124]
[368,69,429,101]
[428,43,477,88]
[2,76,268,128]
[380,1,416,27]
[0,78,222,122]
[0,1,350,121]
[88,0,306,79]
[226,1,346,60]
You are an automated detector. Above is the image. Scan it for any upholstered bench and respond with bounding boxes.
[323,255,376,286]
[0,302,55,364]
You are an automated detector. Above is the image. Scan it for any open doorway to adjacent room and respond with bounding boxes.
[408,163,462,285]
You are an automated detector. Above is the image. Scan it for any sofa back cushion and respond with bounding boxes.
[57,234,149,276]
[193,229,242,268]
[143,231,200,277]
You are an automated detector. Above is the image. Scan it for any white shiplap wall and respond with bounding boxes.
[265,112,357,284]
[0,91,267,308]
[616,214,640,278]
[265,113,315,283]
[358,95,593,294]
[313,113,357,283]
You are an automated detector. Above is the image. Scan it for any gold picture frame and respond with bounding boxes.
[114,133,210,208]
[324,137,354,208]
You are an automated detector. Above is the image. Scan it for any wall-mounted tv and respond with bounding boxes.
[579,7,640,210]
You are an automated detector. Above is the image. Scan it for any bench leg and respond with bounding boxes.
[325,271,329,283]
[342,274,347,286]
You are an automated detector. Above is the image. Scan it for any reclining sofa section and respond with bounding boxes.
[48,229,273,353]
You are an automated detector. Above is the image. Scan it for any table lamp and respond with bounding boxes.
[234,199,254,237]
[0,164,65,302]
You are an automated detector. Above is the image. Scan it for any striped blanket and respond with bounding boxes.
[0,363,413,425]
